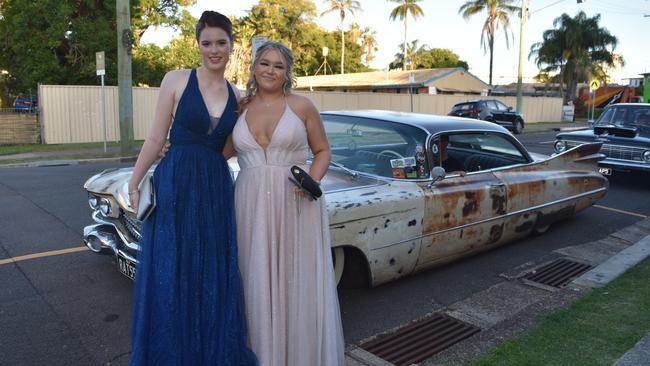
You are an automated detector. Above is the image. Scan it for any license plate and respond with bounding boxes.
[598,167,612,176]
[117,255,136,280]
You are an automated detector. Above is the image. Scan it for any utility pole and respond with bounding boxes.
[116,0,134,155]
[515,0,528,114]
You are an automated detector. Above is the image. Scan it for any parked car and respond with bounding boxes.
[13,94,38,113]
[448,99,525,134]
[83,110,607,287]
[554,103,650,176]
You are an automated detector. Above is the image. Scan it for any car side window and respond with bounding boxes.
[443,133,529,173]
[495,101,509,111]
[484,100,498,110]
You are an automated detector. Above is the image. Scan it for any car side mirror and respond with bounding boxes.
[428,166,446,188]
[507,106,513,112]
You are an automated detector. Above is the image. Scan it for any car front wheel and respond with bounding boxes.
[513,120,524,134]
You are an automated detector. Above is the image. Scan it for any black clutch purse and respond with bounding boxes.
[288,165,322,200]
[136,174,156,221]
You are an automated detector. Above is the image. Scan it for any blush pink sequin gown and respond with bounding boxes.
[232,104,345,366]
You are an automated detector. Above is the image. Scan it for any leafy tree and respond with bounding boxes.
[133,44,171,87]
[233,0,368,78]
[530,11,623,103]
[132,9,199,86]
[459,0,518,86]
[390,42,469,70]
[0,0,194,97]
[130,0,195,45]
[419,48,469,69]
[321,0,362,74]
[388,0,424,71]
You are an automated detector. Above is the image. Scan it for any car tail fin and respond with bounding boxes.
[547,142,604,171]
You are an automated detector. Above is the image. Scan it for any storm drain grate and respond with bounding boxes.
[359,313,480,366]
[523,258,593,288]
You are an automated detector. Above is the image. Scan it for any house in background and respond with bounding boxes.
[295,67,489,96]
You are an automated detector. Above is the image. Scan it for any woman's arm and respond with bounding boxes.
[127,71,179,210]
[222,82,240,159]
[300,96,331,183]
[223,135,236,159]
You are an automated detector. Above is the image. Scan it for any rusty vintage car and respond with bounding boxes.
[83,110,608,287]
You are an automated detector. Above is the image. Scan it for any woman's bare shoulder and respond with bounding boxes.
[287,93,318,118]
[162,69,191,87]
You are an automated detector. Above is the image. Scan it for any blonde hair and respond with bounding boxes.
[240,41,296,111]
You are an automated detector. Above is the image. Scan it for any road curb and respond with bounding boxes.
[0,156,137,168]
[573,234,650,288]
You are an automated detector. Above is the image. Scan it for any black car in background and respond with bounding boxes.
[448,99,525,134]
[554,103,650,176]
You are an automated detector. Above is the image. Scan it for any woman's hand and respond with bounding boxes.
[128,189,140,213]
[159,142,170,159]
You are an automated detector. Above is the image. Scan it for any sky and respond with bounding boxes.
[141,0,650,85]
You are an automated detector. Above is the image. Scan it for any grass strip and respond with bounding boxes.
[0,141,143,156]
[469,258,650,366]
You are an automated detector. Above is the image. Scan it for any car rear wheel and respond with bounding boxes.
[532,223,550,235]
[513,120,524,134]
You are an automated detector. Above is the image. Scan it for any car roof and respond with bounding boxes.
[321,110,510,135]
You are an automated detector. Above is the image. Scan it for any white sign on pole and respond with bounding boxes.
[96,51,105,76]
[251,36,269,62]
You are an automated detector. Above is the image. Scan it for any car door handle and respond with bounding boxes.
[490,183,506,192]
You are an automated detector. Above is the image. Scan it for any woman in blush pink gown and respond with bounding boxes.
[225,41,345,366]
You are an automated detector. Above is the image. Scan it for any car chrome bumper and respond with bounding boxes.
[84,215,139,264]
[83,224,118,254]
[599,159,650,172]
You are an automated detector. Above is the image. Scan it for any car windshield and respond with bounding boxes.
[322,115,430,179]
[595,105,650,134]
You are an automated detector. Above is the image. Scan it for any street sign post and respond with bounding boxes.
[408,72,415,112]
[589,79,600,91]
[588,79,600,122]
[96,51,107,153]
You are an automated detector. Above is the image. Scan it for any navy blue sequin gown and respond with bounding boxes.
[129,69,258,366]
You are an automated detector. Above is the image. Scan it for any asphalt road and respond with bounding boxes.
[1,133,649,365]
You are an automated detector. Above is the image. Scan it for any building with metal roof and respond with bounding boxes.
[295,67,489,95]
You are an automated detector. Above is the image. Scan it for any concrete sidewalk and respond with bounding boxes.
[346,219,650,365]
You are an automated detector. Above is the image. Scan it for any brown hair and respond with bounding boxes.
[195,11,233,41]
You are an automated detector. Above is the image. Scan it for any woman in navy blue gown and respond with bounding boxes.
[127,11,257,365]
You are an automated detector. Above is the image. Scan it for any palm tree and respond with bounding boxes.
[390,40,427,70]
[359,27,378,65]
[530,11,623,103]
[458,0,519,86]
[388,0,424,71]
[321,0,362,74]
